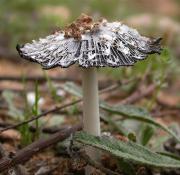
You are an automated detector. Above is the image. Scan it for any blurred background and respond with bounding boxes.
[0,0,179,60]
[0,1,180,173]
[0,0,180,107]
[0,0,179,91]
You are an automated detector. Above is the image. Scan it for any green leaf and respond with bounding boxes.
[117,159,136,175]
[63,82,82,98]
[101,102,151,118]
[2,90,23,120]
[157,152,180,161]
[101,103,180,143]
[74,131,180,168]
[127,132,137,142]
[63,82,180,143]
[140,125,155,146]
[101,114,127,136]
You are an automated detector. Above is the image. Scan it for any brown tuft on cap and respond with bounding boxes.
[64,14,100,40]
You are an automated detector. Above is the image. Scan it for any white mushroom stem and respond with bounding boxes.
[82,67,100,136]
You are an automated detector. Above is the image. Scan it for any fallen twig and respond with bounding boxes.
[99,78,135,94]
[0,121,72,134]
[0,99,81,133]
[30,124,73,134]
[0,124,82,172]
[0,144,28,175]
[0,75,78,82]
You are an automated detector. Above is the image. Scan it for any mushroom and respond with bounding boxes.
[16,14,162,138]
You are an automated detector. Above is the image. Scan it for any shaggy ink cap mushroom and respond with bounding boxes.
[17,14,162,138]
[16,14,162,69]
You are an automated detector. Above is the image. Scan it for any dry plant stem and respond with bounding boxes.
[0,75,78,82]
[0,124,82,172]
[82,68,100,136]
[120,84,156,105]
[0,99,81,133]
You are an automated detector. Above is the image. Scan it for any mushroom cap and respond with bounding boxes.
[17,16,162,69]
